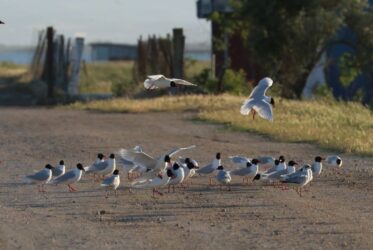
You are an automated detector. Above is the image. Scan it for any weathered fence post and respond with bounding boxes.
[45,26,55,98]
[68,37,84,96]
[172,28,185,78]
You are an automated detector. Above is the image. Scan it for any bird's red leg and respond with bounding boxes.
[252,110,257,120]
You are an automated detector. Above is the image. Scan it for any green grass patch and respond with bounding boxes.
[69,94,373,156]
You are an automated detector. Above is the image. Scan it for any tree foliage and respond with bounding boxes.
[212,0,373,98]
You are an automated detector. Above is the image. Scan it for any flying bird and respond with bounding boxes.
[144,75,196,90]
[240,77,275,122]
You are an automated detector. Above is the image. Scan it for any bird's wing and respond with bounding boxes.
[230,168,248,176]
[281,174,307,184]
[170,78,197,86]
[257,156,275,165]
[196,163,213,174]
[253,99,273,122]
[51,171,76,184]
[229,155,250,165]
[240,98,255,115]
[87,161,109,173]
[119,149,156,169]
[166,145,196,158]
[101,175,115,186]
[249,78,273,99]
[147,74,165,80]
[25,169,49,182]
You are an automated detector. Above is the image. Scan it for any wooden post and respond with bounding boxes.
[172,28,185,78]
[68,37,84,96]
[136,36,147,81]
[63,38,71,92]
[45,26,55,98]
[56,35,65,89]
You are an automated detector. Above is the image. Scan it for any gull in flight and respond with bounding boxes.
[144,75,196,90]
[119,145,196,173]
[23,164,54,192]
[49,163,85,192]
[101,169,120,198]
[240,77,275,122]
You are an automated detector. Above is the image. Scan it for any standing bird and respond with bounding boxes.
[326,155,343,174]
[180,158,198,185]
[197,152,221,185]
[240,77,275,122]
[167,162,185,192]
[216,166,232,191]
[131,169,175,197]
[49,163,85,192]
[85,153,116,180]
[52,160,65,178]
[101,169,120,198]
[23,164,54,192]
[280,165,313,197]
[144,75,196,90]
[311,156,324,176]
[230,159,260,184]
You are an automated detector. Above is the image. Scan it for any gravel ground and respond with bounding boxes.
[0,107,372,249]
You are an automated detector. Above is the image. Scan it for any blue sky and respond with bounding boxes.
[0,0,211,46]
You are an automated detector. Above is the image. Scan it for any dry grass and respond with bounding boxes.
[70,94,373,155]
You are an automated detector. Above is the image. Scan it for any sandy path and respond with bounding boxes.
[0,108,372,249]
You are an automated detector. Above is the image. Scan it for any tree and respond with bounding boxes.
[212,0,373,98]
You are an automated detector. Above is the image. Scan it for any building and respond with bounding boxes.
[90,43,137,61]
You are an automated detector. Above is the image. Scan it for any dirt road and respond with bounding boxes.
[0,108,372,249]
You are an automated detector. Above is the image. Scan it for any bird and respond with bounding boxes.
[0,21,4,24]
[216,166,232,191]
[119,145,196,173]
[263,155,285,174]
[180,158,198,183]
[101,169,120,198]
[144,75,196,90]
[118,146,145,179]
[196,152,221,185]
[131,169,175,197]
[52,160,65,178]
[280,164,313,197]
[311,156,324,176]
[230,159,260,184]
[23,164,54,192]
[326,155,343,174]
[167,162,185,192]
[257,160,297,182]
[229,155,251,168]
[84,153,105,176]
[49,163,85,192]
[85,153,116,180]
[240,77,275,122]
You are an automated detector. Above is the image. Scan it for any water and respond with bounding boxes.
[0,49,211,65]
